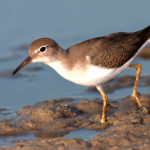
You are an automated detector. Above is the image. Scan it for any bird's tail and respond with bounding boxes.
[136,25,150,42]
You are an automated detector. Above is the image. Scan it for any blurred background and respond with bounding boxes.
[0,0,150,114]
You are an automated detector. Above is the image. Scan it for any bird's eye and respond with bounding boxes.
[40,47,46,52]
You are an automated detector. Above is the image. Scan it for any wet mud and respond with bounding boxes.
[0,91,150,149]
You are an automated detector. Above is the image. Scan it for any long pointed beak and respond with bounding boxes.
[12,56,32,75]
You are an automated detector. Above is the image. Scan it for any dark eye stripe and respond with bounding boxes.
[40,47,46,52]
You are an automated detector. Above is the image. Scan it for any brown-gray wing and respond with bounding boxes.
[86,32,142,68]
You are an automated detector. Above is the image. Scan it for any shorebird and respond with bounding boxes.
[13,25,150,123]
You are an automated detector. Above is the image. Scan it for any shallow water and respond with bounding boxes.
[0,0,150,146]
[0,134,36,146]
[64,129,104,141]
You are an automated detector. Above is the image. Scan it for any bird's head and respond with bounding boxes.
[12,38,60,75]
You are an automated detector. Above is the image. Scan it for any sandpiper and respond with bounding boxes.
[13,25,150,123]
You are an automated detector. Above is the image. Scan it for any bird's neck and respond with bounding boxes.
[48,47,70,70]
[46,47,75,81]
[57,47,68,61]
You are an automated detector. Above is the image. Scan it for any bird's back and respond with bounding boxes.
[66,25,150,68]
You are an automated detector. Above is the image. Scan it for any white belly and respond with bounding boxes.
[48,62,126,86]
[58,65,118,86]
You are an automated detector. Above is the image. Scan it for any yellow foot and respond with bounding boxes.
[132,92,148,114]
[100,118,106,124]
[132,92,142,108]
[100,115,106,124]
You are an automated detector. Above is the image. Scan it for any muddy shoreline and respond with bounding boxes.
[0,91,150,149]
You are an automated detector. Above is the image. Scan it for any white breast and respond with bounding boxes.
[48,61,118,86]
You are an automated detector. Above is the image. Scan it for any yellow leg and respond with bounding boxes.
[96,86,108,123]
[129,64,142,107]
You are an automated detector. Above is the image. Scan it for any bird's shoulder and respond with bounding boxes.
[67,32,130,54]
[66,32,135,68]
